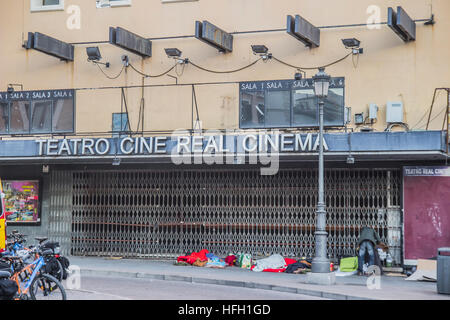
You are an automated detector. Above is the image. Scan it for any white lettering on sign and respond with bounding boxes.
[34,133,329,157]
[241,83,257,90]
[266,81,283,89]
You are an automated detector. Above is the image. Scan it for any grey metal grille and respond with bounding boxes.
[48,170,73,256]
[70,168,402,264]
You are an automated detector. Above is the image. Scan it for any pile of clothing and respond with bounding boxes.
[251,254,312,273]
[176,251,312,274]
[177,249,226,268]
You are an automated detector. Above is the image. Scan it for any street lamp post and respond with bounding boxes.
[311,67,333,276]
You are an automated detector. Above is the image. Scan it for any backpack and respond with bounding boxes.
[0,261,11,272]
[57,256,70,280]
[43,256,61,278]
[0,279,18,300]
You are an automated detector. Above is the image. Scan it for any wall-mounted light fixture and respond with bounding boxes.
[251,45,272,61]
[164,48,188,64]
[342,38,363,54]
[86,47,110,68]
[164,48,182,58]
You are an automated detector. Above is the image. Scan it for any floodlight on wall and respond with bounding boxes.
[86,47,101,61]
[251,45,272,61]
[164,48,188,64]
[342,38,363,54]
[86,47,110,68]
[165,48,182,58]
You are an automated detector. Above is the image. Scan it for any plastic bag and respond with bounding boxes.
[238,253,252,269]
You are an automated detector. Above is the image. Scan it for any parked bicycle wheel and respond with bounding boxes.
[29,273,66,300]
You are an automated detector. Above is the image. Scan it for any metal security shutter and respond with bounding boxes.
[48,170,73,256]
[71,168,402,264]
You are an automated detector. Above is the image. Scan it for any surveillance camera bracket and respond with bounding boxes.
[92,60,110,68]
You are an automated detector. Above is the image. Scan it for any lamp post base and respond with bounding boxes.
[306,272,336,286]
[311,257,331,274]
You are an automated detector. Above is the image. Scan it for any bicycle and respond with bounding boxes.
[3,232,67,282]
[2,247,67,300]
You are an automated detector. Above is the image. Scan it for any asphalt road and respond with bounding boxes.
[64,275,327,300]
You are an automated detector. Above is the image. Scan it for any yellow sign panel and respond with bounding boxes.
[0,178,5,251]
[0,220,5,251]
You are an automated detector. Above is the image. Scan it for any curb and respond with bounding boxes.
[79,268,373,300]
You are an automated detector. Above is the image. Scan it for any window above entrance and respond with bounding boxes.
[239,78,345,129]
[0,89,75,135]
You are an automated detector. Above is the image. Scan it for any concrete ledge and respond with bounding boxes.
[322,292,347,300]
[248,283,273,290]
[164,275,192,282]
[217,279,246,287]
[305,272,336,285]
[296,288,324,298]
[272,286,298,294]
[136,272,164,280]
[192,277,218,285]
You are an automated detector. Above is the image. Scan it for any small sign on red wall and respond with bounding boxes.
[403,166,450,262]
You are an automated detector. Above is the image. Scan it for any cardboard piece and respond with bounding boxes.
[405,259,437,282]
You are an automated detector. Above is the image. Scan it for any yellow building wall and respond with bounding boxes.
[0,0,449,136]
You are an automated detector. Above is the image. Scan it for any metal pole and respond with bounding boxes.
[312,99,330,273]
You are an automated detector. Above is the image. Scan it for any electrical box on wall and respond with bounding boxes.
[369,104,378,120]
[386,101,403,123]
[355,112,365,125]
[344,107,351,124]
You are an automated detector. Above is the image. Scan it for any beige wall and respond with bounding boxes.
[0,0,449,136]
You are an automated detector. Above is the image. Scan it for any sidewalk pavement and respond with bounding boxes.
[69,256,450,300]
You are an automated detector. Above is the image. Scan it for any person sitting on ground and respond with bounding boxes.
[357,226,381,276]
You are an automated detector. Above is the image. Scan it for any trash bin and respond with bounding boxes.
[437,248,450,295]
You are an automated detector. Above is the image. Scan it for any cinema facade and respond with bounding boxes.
[2,124,448,267]
[1,0,450,268]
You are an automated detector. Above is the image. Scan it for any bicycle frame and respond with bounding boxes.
[11,255,45,296]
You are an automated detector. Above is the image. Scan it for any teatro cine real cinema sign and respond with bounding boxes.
[35,133,329,157]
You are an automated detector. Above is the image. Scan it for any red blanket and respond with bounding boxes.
[177,249,209,265]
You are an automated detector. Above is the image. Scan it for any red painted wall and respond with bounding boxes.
[403,167,450,260]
